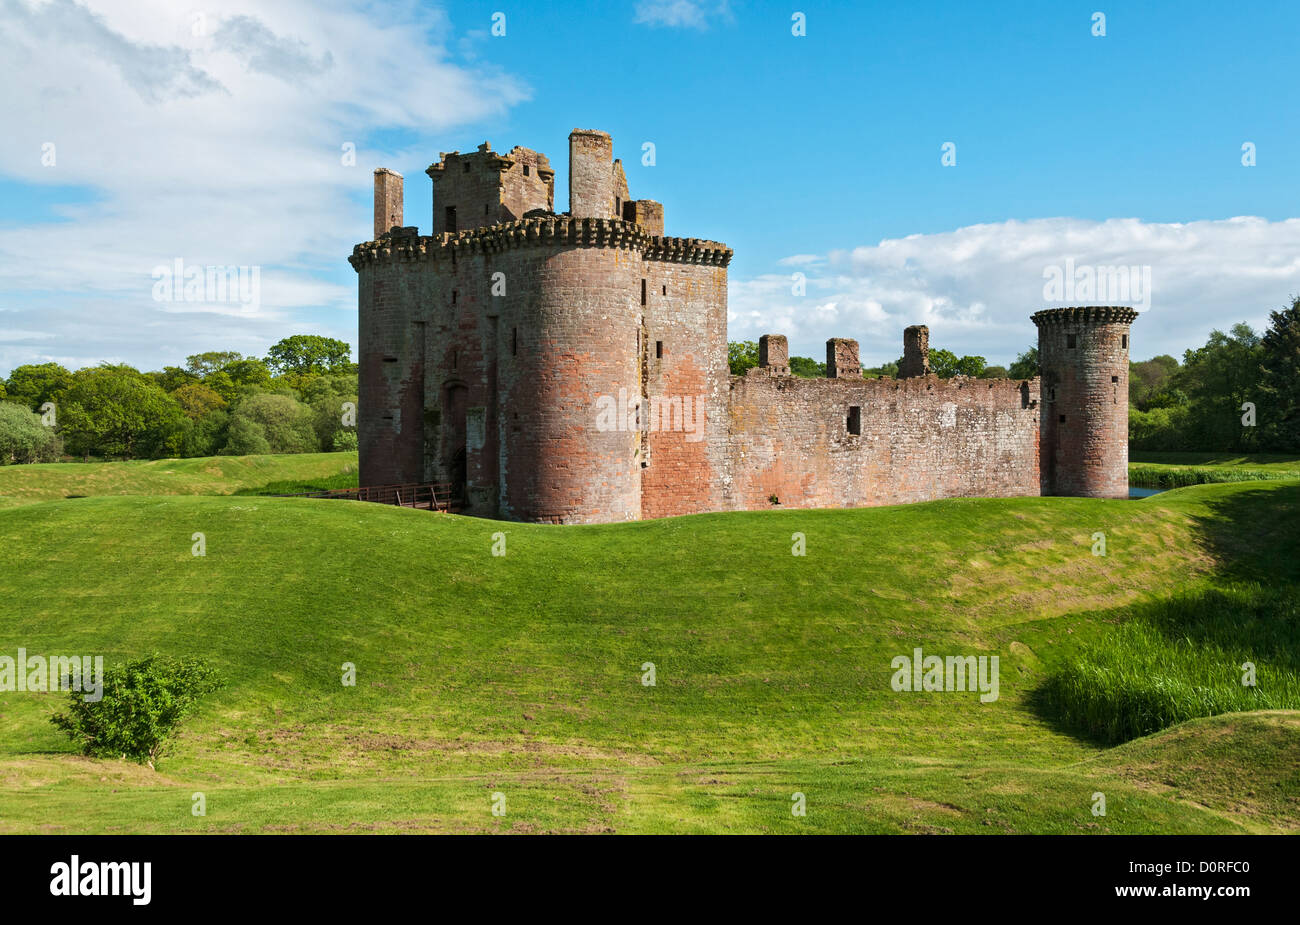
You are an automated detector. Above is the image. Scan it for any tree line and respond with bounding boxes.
[0,335,358,464]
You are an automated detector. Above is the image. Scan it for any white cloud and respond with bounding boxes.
[0,0,528,376]
[633,0,732,30]
[728,216,1300,367]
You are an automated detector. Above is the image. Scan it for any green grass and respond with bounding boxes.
[0,452,358,507]
[0,468,1296,834]
[1037,585,1300,743]
[1130,451,1300,489]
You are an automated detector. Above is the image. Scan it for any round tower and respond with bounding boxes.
[1032,306,1138,498]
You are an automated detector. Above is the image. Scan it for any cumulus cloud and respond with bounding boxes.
[0,0,528,375]
[728,217,1300,367]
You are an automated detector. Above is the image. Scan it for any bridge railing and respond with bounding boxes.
[264,482,462,512]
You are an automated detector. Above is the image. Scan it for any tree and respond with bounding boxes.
[728,340,759,376]
[863,358,900,378]
[979,365,1009,379]
[185,351,242,378]
[201,358,272,403]
[1008,347,1038,380]
[928,349,986,378]
[0,402,62,464]
[1178,323,1263,451]
[789,356,826,378]
[171,382,228,420]
[148,366,199,393]
[222,393,318,455]
[265,335,353,376]
[1129,355,1180,410]
[59,367,186,459]
[1258,295,1300,451]
[4,362,73,411]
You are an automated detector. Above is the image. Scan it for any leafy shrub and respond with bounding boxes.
[332,429,358,451]
[222,393,316,454]
[50,654,222,764]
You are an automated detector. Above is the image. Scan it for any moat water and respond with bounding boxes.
[1128,486,1168,499]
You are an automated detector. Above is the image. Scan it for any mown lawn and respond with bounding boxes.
[0,452,358,508]
[0,472,1296,834]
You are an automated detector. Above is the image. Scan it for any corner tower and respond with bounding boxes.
[1032,306,1138,498]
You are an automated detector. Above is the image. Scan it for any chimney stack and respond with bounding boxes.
[373,168,403,239]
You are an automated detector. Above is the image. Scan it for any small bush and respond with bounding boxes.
[50,654,222,764]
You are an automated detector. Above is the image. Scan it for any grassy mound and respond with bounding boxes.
[0,452,357,507]
[0,477,1296,833]
[1082,711,1300,832]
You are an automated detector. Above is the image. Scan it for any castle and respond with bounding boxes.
[350,129,1136,523]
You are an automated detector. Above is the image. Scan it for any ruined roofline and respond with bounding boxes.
[425,144,556,180]
[1031,306,1140,325]
[735,369,1039,388]
[348,216,732,271]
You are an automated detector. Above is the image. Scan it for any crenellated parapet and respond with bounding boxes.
[348,216,732,270]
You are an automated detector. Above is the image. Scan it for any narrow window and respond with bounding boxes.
[512,327,518,356]
[1049,388,1056,401]
[1122,334,1128,349]
[523,165,530,177]
[847,406,861,435]
[1059,414,1066,423]
[1066,333,1077,348]
[463,162,471,173]
[641,279,647,306]
[451,290,457,305]
[662,285,667,296]
[655,340,663,359]
[484,203,489,217]
[451,348,458,370]
[615,197,621,216]
[445,206,457,232]
[382,356,397,363]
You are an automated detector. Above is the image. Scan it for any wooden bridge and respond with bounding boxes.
[267,482,462,513]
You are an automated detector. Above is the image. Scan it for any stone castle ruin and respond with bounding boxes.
[350,129,1136,523]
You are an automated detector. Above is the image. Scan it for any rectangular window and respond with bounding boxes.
[1066,334,1077,348]
[382,356,397,363]
[1059,414,1066,423]
[1122,334,1128,349]
[1111,375,1119,383]
[451,348,458,370]
[451,290,457,305]
[463,162,471,173]
[847,406,861,435]
[445,206,457,232]
[512,327,518,356]
[523,165,530,177]
[662,285,667,296]
[641,279,647,305]
[655,340,663,359]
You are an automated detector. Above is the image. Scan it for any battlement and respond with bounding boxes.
[1032,306,1141,326]
[348,216,731,269]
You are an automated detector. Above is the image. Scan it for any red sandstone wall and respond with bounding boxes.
[724,374,1042,511]
[639,261,730,519]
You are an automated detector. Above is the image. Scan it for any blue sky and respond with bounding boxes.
[3,0,1299,375]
